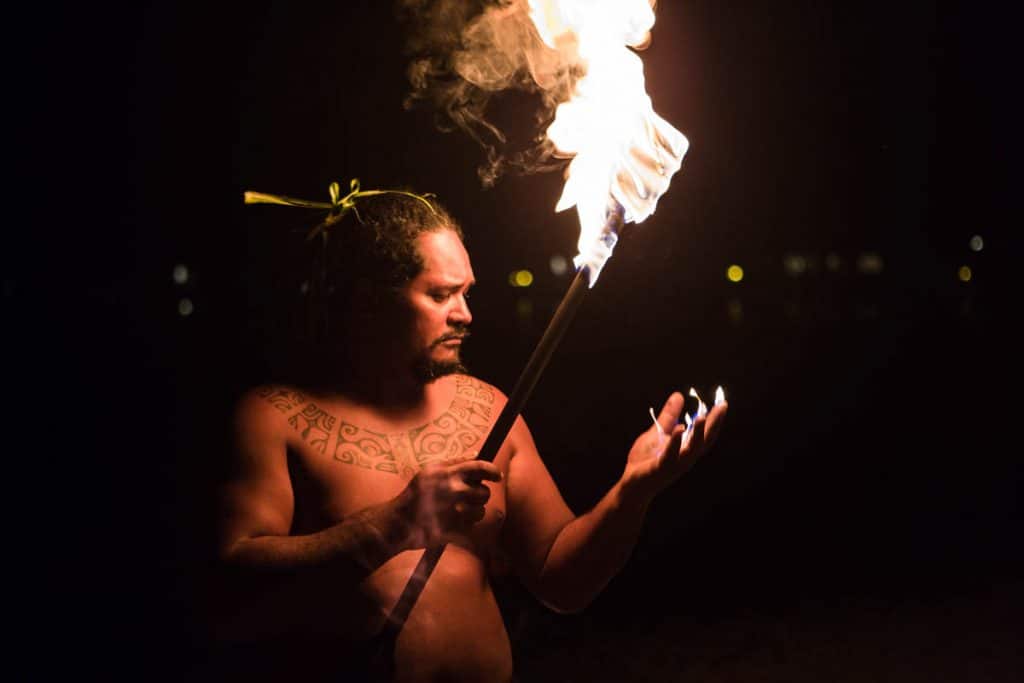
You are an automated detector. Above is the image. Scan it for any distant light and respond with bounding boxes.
[172,264,189,285]
[856,252,884,275]
[958,265,972,282]
[178,298,194,317]
[508,270,534,287]
[969,235,984,252]
[825,252,842,272]
[726,265,744,283]
[783,253,807,277]
[549,255,569,276]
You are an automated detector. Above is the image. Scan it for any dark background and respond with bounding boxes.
[17,1,1020,680]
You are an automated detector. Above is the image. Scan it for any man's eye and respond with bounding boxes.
[430,292,449,303]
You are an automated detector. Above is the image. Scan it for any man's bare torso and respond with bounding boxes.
[254,374,514,682]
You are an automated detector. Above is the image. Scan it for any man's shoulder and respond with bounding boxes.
[448,374,507,407]
[234,384,311,432]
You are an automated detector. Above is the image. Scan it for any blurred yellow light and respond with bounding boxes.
[958,265,972,282]
[515,270,534,287]
[178,298,194,317]
[726,265,744,283]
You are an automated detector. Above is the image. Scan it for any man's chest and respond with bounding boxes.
[259,380,505,520]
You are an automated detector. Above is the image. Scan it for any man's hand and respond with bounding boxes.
[621,391,728,501]
[395,460,503,548]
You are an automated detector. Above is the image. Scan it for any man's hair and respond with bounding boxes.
[322,192,461,294]
[303,192,461,345]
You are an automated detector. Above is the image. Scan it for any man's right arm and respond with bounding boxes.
[213,389,411,640]
[213,388,500,640]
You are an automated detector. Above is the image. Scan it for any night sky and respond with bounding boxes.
[18,1,1020,680]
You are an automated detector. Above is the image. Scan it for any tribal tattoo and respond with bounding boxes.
[257,387,307,413]
[288,404,336,455]
[261,377,496,478]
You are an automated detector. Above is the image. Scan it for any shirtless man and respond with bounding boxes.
[216,193,727,681]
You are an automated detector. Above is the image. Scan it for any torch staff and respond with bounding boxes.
[370,206,624,673]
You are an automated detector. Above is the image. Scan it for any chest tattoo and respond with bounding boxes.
[261,377,496,478]
[288,404,337,454]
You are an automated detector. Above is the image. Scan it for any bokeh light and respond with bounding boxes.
[726,265,744,283]
[549,255,569,276]
[856,252,884,275]
[783,254,808,277]
[508,270,534,287]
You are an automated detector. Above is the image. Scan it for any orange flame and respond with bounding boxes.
[528,0,688,284]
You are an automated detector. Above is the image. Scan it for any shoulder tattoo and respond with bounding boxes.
[256,387,307,413]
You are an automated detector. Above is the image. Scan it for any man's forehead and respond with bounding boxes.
[417,229,474,284]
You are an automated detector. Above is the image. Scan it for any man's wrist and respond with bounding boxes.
[613,475,655,517]
[338,498,417,569]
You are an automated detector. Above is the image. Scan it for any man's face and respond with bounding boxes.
[398,228,475,382]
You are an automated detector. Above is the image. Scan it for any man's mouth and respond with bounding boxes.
[433,332,470,347]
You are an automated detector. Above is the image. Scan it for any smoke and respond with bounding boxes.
[399,0,581,186]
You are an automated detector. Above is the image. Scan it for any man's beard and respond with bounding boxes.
[413,356,469,383]
[413,327,470,384]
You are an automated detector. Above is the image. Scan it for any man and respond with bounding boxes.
[216,192,727,681]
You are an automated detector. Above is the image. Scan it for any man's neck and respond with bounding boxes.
[345,370,428,413]
[333,345,432,415]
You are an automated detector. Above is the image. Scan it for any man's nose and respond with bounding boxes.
[449,294,472,326]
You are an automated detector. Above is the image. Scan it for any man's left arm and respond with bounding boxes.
[502,392,727,614]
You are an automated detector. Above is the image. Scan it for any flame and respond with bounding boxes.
[714,386,725,406]
[528,0,688,284]
[689,387,707,418]
[648,406,665,437]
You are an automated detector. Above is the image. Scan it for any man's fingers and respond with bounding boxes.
[655,392,685,435]
[662,425,684,462]
[452,502,487,523]
[452,460,503,483]
[459,485,491,505]
[703,402,728,448]
[684,415,707,457]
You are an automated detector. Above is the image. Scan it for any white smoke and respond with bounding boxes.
[401,0,583,185]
